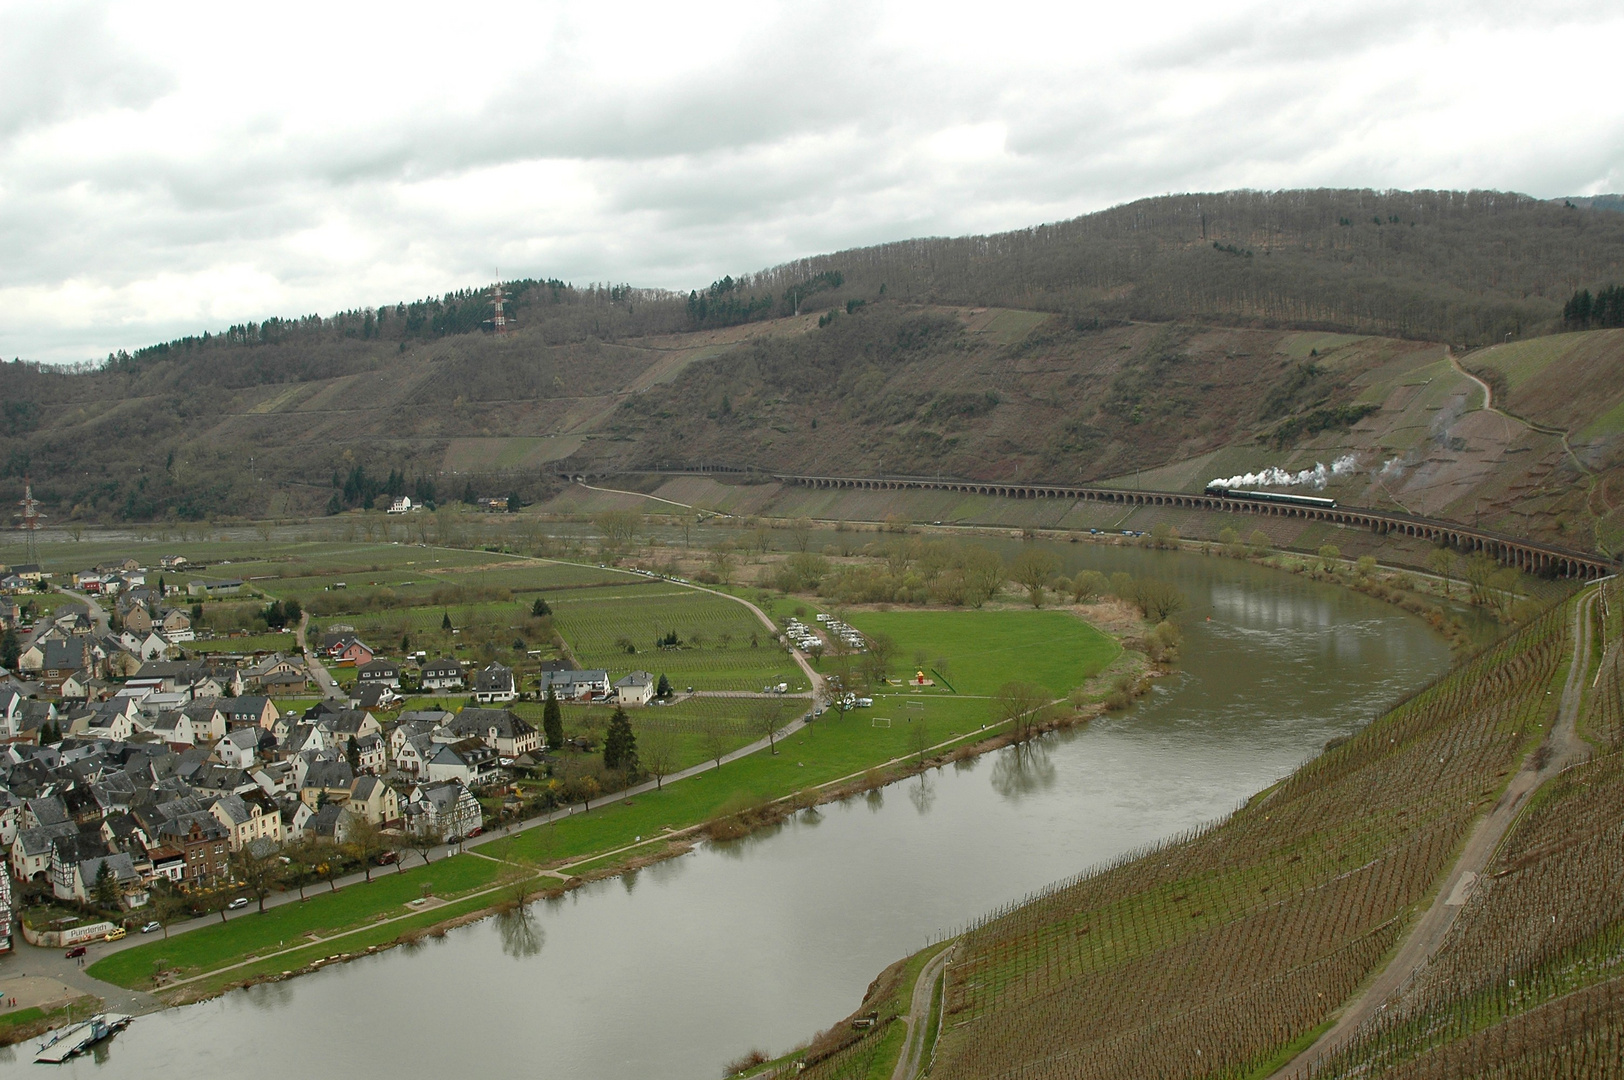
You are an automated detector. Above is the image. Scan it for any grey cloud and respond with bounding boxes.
[0,1,174,141]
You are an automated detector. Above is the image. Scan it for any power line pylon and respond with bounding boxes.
[16,476,43,566]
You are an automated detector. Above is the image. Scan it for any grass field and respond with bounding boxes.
[548,584,800,691]
[483,700,1012,868]
[88,855,506,989]
[842,609,1120,696]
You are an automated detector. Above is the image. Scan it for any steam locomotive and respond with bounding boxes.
[1204,485,1338,509]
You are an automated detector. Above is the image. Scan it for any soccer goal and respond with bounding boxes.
[871,717,892,728]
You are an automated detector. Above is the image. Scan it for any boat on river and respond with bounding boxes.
[34,1013,132,1064]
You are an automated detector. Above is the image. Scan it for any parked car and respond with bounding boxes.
[64,945,88,959]
[103,927,126,941]
[226,897,251,910]
[375,850,399,865]
[140,921,162,934]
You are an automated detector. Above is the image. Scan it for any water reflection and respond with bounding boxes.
[243,980,295,1011]
[990,739,1058,800]
[497,906,545,959]
[908,774,937,815]
[6,544,1459,1080]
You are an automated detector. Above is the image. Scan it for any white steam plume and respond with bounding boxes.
[1209,454,1359,491]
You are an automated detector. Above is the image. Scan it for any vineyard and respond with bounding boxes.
[1306,583,1624,1079]
[888,600,1574,1080]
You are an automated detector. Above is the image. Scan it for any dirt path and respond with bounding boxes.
[575,481,703,512]
[1449,346,1593,474]
[892,946,952,1080]
[1272,588,1596,1079]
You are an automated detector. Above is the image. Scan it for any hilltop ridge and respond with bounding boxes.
[2,188,1623,550]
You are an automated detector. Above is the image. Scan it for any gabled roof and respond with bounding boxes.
[14,821,77,856]
[472,663,516,692]
[302,759,354,790]
[317,709,375,736]
[78,851,139,886]
[447,708,536,739]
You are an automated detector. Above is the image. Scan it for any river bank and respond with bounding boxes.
[12,541,1458,1080]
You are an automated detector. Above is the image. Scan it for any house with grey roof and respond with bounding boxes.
[539,668,610,701]
[441,708,542,757]
[419,658,463,691]
[472,662,518,703]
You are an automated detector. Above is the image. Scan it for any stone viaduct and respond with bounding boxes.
[773,473,1614,580]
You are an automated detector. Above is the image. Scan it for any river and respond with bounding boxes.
[1,545,1464,1078]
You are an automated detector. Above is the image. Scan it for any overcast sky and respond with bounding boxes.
[3,0,1621,364]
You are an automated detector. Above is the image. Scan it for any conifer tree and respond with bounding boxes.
[603,706,637,773]
[542,686,563,750]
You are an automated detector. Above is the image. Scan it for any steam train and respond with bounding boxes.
[1204,485,1338,509]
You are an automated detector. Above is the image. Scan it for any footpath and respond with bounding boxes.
[1271,587,1598,1078]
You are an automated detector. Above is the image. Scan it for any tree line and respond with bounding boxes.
[1562,284,1624,329]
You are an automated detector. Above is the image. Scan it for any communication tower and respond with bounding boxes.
[15,476,43,566]
[491,281,508,336]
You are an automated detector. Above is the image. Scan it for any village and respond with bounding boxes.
[0,551,663,954]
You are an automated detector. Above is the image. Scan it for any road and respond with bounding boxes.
[892,945,952,1080]
[69,569,827,980]
[294,611,345,701]
[1272,587,1597,1079]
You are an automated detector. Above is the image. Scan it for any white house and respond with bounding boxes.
[424,739,499,786]
[419,658,463,691]
[614,671,654,706]
[439,708,542,757]
[471,663,518,704]
[213,727,260,769]
[407,781,481,839]
[386,496,414,514]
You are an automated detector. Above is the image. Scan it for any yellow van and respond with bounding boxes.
[103,927,127,942]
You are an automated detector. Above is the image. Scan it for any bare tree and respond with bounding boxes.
[229,842,282,914]
[700,717,731,770]
[641,725,679,789]
[1010,548,1061,607]
[750,700,785,755]
[409,825,444,868]
[147,879,189,939]
[344,812,386,883]
[594,510,640,547]
[960,545,1005,608]
[910,719,933,764]
[1132,579,1187,622]
[992,681,1050,741]
[1427,546,1456,597]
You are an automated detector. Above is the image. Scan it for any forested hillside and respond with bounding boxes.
[3,188,1623,534]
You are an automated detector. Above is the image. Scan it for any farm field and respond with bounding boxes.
[842,609,1121,696]
[547,584,801,692]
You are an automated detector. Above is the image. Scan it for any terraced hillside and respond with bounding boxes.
[784,591,1593,1080]
[4,189,1624,554]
